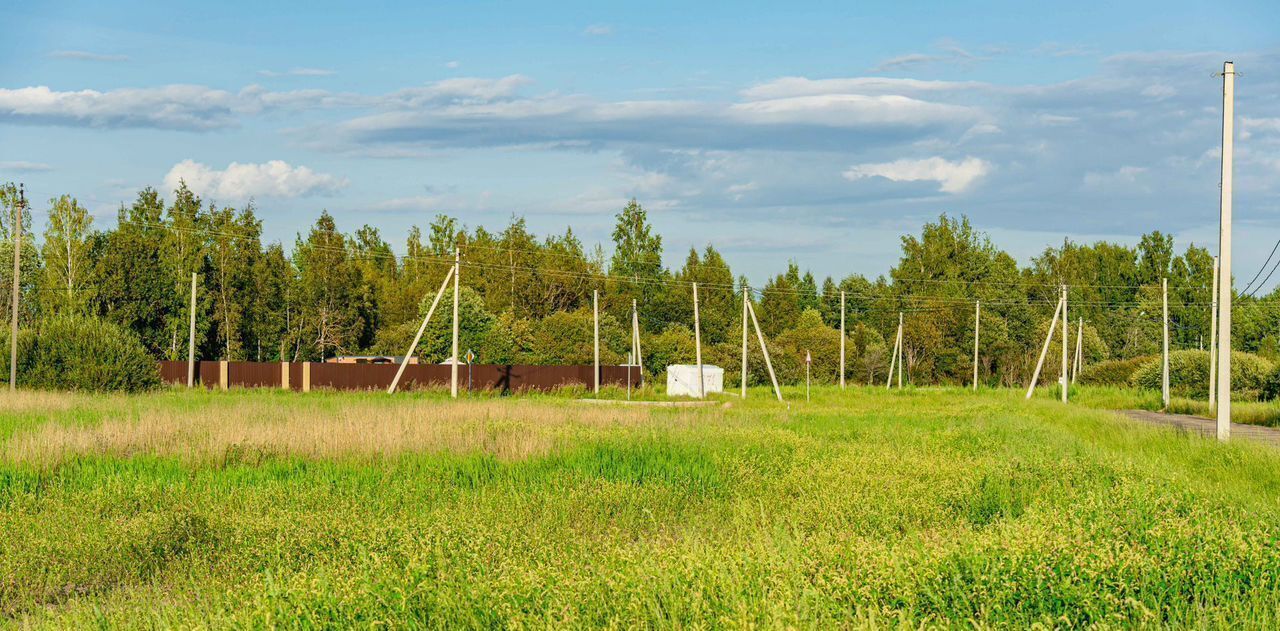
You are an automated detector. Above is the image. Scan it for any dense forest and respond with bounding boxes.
[2,180,1275,387]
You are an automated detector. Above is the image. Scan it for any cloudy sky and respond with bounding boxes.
[2,0,1278,287]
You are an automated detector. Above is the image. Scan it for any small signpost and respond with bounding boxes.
[805,350,812,402]
[465,349,475,393]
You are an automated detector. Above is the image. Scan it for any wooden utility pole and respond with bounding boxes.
[1162,277,1170,408]
[9,185,23,392]
[972,300,980,391]
[745,300,782,401]
[1026,296,1063,399]
[187,272,198,387]
[1209,256,1219,408]
[389,266,454,394]
[450,248,460,399]
[885,316,901,390]
[1216,61,1235,441]
[692,282,704,398]
[593,289,600,394]
[741,289,749,398]
[1061,286,1068,403]
[839,291,846,390]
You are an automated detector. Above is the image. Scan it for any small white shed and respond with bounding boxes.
[666,364,724,397]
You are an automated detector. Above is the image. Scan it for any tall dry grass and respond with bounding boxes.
[3,396,704,467]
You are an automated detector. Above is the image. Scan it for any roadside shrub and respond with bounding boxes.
[10,315,159,392]
[1261,366,1280,402]
[1078,356,1152,386]
[1131,349,1272,400]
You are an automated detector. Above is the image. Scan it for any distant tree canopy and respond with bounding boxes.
[2,181,1265,386]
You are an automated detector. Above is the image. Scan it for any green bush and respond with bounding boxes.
[1261,366,1280,402]
[1078,356,1152,386]
[1130,349,1272,400]
[4,316,159,392]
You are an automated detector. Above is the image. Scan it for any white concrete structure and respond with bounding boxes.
[667,364,724,397]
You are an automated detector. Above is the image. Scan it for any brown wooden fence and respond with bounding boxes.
[159,360,641,392]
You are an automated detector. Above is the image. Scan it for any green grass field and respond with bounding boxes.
[4,386,1280,628]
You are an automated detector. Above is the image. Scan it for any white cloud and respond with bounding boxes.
[730,94,976,127]
[870,41,993,73]
[1141,84,1176,100]
[742,76,982,100]
[843,156,991,193]
[0,85,244,130]
[257,67,336,78]
[163,160,347,200]
[1242,117,1280,141]
[370,196,447,212]
[583,24,613,36]
[1083,165,1147,190]
[0,161,53,172]
[48,50,129,62]
[445,60,460,69]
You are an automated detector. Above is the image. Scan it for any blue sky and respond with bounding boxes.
[2,0,1278,286]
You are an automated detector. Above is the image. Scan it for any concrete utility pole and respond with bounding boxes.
[1162,277,1170,408]
[1209,256,1219,408]
[839,291,846,390]
[9,185,23,392]
[187,273,198,387]
[450,248,460,399]
[973,300,980,391]
[1216,61,1235,441]
[692,282,704,398]
[1061,286,1068,403]
[593,289,600,394]
[741,290,749,398]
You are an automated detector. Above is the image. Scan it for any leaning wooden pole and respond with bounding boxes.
[896,311,904,389]
[1209,256,1220,408]
[187,272,198,388]
[450,248,460,399]
[885,319,900,390]
[388,266,454,394]
[746,300,782,401]
[1025,296,1063,400]
[692,282,704,399]
[632,299,644,388]
[1072,317,1083,384]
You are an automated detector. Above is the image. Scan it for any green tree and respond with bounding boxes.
[294,211,362,359]
[38,195,95,316]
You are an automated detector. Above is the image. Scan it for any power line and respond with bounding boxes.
[1241,236,1280,295]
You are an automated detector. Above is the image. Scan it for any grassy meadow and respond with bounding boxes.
[4,385,1280,627]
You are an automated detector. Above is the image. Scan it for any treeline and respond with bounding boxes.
[3,181,1278,386]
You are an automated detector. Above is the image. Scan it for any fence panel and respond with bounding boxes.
[158,361,189,385]
[228,361,282,388]
[157,362,636,392]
